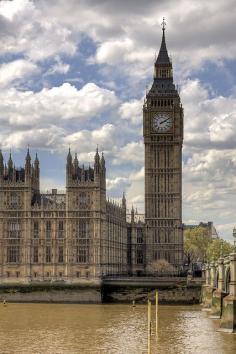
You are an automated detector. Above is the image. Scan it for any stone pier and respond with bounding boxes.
[210,257,227,318]
[220,253,236,332]
[202,253,236,332]
[201,264,214,310]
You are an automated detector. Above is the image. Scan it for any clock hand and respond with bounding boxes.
[160,117,170,124]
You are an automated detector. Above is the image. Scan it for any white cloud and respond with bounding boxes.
[45,57,70,76]
[3,125,65,150]
[106,176,130,196]
[216,223,235,242]
[35,0,236,78]
[64,124,117,156]
[209,113,236,144]
[129,167,144,182]
[0,82,118,128]
[0,59,39,87]
[181,79,236,150]
[94,39,133,65]
[119,99,143,125]
[113,141,144,165]
[1,0,236,78]
[0,0,29,21]
[0,0,77,61]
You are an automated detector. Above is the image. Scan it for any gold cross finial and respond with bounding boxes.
[162,17,166,32]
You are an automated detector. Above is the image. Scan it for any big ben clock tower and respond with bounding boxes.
[143,19,183,271]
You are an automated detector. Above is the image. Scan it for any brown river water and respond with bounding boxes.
[0,303,235,354]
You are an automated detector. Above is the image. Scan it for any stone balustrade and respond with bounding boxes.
[201,252,236,333]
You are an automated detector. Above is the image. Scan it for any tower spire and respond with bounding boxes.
[155,17,170,65]
[153,18,173,81]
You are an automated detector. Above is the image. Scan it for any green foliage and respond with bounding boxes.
[184,226,234,264]
[184,227,211,263]
[206,238,234,262]
[147,259,176,275]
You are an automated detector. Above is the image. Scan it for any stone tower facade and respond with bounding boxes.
[0,149,128,283]
[143,23,184,270]
[0,24,185,283]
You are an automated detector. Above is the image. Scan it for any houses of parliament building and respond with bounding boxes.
[0,24,184,283]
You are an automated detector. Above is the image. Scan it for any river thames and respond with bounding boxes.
[0,303,235,354]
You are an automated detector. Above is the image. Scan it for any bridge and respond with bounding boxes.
[202,252,236,333]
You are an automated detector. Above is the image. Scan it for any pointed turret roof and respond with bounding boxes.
[8,151,13,169]
[67,147,72,163]
[155,17,171,65]
[101,152,105,168]
[26,147,31,162]
[74,153,79,165]
[94,147,100,168]
[122,192,126,208]
[0,150,3,175]
[34,152,39,164]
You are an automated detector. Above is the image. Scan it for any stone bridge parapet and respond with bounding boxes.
[201,252,236,333]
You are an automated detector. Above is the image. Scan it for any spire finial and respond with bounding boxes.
[161,17,166,32]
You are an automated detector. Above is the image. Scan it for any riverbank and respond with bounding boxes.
[0,278,203,304]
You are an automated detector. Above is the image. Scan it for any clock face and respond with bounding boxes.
[153,113,172,132]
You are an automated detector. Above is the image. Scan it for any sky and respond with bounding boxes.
[0,0,236,241]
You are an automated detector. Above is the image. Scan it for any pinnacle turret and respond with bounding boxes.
[34,153,39,166]
[25,148,31,164]
[8,151,13,171]
[81,164,85,181]
[0,150,3,177]
[67,148,72,164]
[74,153,79,174]
[25,148,32,182]
[34,153,40,185]
[100,152,106,176]
[66,148,73,186]
[122,192,126,209]
[101,152,105,168]
[94,147,100,175]
[131,205,135,223]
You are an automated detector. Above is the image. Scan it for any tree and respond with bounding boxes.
[206,238,234,262]
[184,227,211,265]
[147,259,176,275]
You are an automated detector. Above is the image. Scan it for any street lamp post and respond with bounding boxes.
[233,227,236,251]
